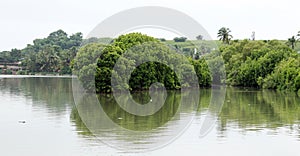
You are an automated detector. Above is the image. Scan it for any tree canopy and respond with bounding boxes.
[73,33,211,93]
[220,39,299,93]
[1,28,299,94]
[0,30,83,75]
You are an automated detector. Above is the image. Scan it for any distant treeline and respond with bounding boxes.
[0,30,82,75]
[0,29,299,94]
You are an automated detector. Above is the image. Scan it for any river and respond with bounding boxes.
[0,77,300,156]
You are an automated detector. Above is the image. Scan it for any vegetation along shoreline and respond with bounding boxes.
[1,28,299,94]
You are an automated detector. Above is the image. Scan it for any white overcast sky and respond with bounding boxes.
[0,0,299,51]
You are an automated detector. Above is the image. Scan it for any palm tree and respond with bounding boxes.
[218,27,233,44]
[287,36,297,49]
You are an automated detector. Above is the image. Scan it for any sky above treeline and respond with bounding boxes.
[0,0,299,51]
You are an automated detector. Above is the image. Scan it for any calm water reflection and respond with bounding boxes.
[218,88,300,139]
[1,77,300,155]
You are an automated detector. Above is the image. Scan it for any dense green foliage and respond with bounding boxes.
[93,33,211,93]
[263,57,300,92]
[74,34,299,93]
[22,30,83,74]
[72,33,211,93]
[220,39,299,93]
[94,33,159,93]
[72,43,106,91]
[0,30,83,75]
[0,49,21,63]
[1,28,299,93]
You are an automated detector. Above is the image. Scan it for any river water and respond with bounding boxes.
[0,77,300,156]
